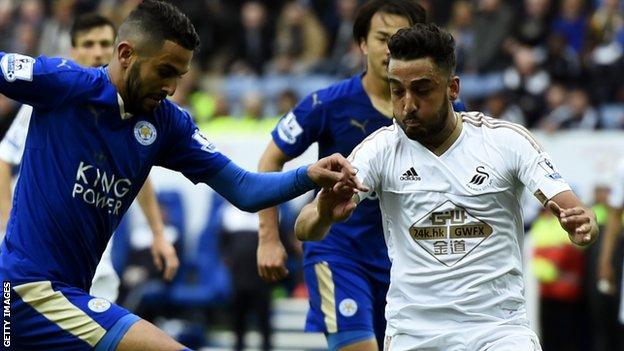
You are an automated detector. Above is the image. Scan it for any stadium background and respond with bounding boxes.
[1,0,624,350]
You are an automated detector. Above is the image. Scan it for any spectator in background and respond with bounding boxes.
[230,1,273,75]
[552,0,588,55]
[447,0,475,73]
[586,0,624,103]
[38,0,74,57]
[472,0,514,73]
[530,208,588,351]
[545,32,583,85]
[241,91,265,120]
[270,1,328,74]
[319,0,361,76]
[540,87,599,131]
[11,0,44,56]
[510,0,554,49]
[585,184,624,351]
[276,89,298,116]
[543,82,569,118]
[220,203,273,351]
[484,91,527,126]
[503,46,551,127]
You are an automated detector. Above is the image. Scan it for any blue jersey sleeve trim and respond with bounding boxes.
[206,161,316,213]
[94,313,141,351]
[326,330,376,350]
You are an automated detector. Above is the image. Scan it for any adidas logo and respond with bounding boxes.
[400,167,421,181]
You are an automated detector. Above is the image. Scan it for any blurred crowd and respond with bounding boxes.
[0,0,622,134]
[1,0,624,349]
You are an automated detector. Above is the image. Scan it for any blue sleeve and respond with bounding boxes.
[156,103,231,181]
[271,91,327,157]
[0,52,95,111]
[206,161,316,213]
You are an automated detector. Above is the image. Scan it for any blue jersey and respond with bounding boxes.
[0,53,230,290]
[273,75,392,272]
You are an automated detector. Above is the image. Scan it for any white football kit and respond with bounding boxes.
[349,112,570,350]
[0,104,120,301]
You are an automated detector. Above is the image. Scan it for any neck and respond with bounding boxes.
[106,60,125,98]
[362,70,391,101]
[420,107,458,151]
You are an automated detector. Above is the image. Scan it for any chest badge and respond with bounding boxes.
[134,121,157,146]
[466,165,492,191]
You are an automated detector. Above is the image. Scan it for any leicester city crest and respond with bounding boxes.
[134,121,157,146]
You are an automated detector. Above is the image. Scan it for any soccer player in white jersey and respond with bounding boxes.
[0,14,179,301]
[295,23,599,351]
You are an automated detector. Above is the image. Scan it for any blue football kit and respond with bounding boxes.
[273,75,392,346]
[0,52,316,351]
[273,74,465,348]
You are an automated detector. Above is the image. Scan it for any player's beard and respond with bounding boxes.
[124,61,147,115]
[397,97,449,142]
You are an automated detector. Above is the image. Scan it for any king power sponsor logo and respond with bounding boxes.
[71,161,132,215]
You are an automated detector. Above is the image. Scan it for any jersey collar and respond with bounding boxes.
[396,112,463,157]
[101,66,133,120]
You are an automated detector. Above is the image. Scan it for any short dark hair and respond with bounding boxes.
[119,0,200,51]
[353,0,427,44]
[70,14,116,47]
[388,23,456,74]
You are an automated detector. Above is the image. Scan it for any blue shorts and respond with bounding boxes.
[304,260,389,342]
[5,280,139,351]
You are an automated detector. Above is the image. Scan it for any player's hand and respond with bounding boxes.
[151,234,179,282]
[257,236,289,282]
[308,153,369,192]
[317,187,358,223]
[547,201,598,246]
[597,258,617,295]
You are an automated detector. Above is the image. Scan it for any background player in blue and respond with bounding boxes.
[0,1,364,350]
[257,1,433,350]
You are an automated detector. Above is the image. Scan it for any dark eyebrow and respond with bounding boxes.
[159,63,187,76]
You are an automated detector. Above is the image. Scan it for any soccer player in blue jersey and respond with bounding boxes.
[0,13,179,304]
[0,1,363,350]
[256,1,431,350]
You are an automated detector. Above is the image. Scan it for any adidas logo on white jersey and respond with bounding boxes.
[400,167,421,181]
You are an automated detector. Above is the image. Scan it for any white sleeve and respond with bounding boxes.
[347,135,383,203]
[511,129,571,204]
[608,159,624,208]
[0,104,32,165]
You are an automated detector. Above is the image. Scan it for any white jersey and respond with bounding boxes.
[349,112,570,344]
[0,104,32,165]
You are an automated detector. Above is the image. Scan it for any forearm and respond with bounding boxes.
[599,208,623,266]
[136,180,165,237]
[257,153,287,242]
[0,161,13,229]
[295,202,332,241]
[207,161,316,213]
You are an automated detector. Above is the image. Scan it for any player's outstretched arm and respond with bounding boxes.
[0,159,11,232]
[136,178,179,282]
[206,153,366,213]
[597,206,623,294]
[295,188,359,241]
[257,140,294,282]
[546,190,599,246]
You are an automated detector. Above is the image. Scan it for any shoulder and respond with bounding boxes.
[349,123,398,160]
[298,75,365,113]
[460,111,543,153]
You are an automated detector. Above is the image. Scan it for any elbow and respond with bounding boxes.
[295,219,324,242]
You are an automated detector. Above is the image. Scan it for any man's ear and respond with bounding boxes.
[448,76,460,101]
[116,42,135,69]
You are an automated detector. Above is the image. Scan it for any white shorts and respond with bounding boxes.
[384,323,542,351]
